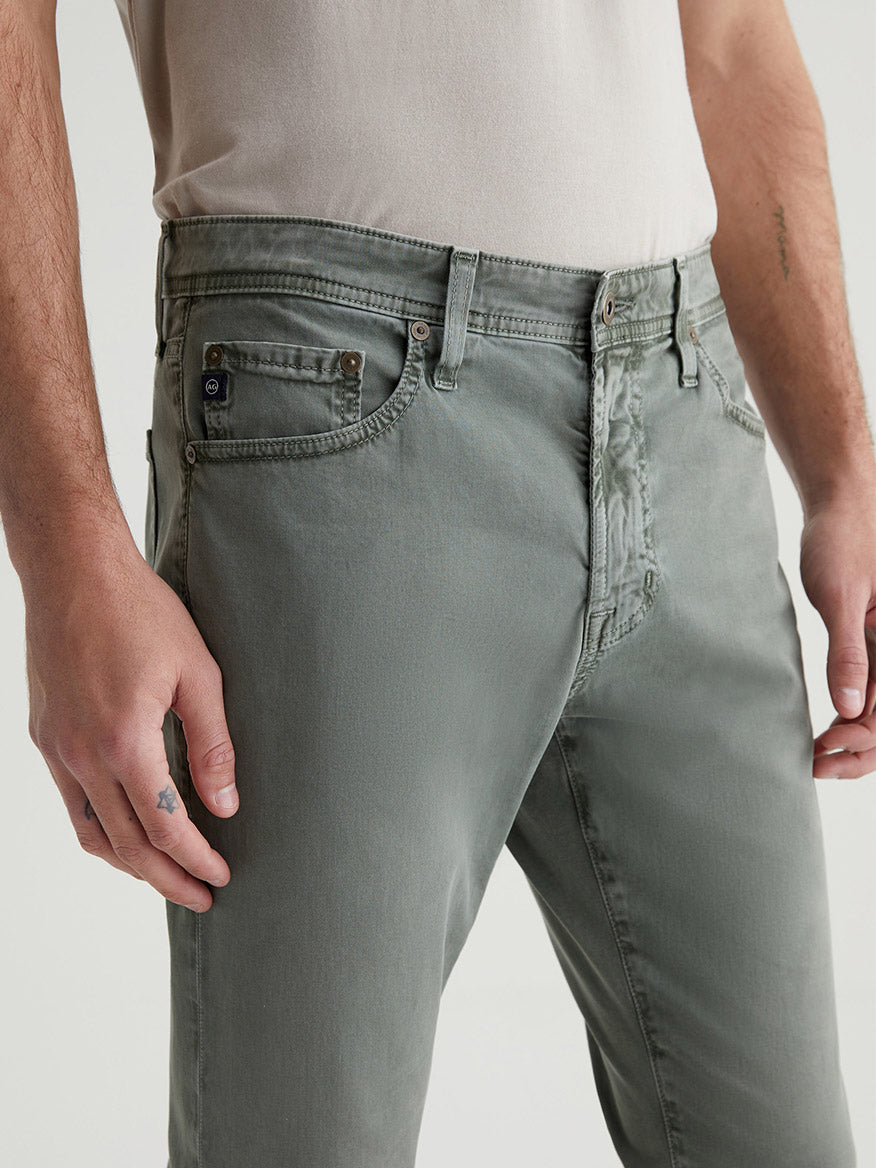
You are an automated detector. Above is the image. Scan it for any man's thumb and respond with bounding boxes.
[825,600,869,719]
[172,659,239,815]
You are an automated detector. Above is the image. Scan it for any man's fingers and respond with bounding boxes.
[813,714,876,757]
[51,710,230,909]
[121,733,231,889]
[172,656,239,817]
[824,595,870,719]
[44,755,144,881]
[78,771,218,912]
[813,741,876,781]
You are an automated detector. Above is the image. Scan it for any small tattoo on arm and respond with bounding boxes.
[84,798,94,820]
[157,785,180,814]
[772,204,790,280]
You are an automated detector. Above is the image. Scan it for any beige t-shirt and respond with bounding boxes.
[113,0,718,270]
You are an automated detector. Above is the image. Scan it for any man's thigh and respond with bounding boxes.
[151,264,591,1168]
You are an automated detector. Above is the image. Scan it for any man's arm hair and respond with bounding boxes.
[0,0,136,591]
[678,0,875,514]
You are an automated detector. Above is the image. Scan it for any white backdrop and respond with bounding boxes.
[1,2,873,1165]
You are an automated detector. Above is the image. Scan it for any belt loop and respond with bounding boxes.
[432,247,479,392]
[672,253,698,389]
[155,221,170,359]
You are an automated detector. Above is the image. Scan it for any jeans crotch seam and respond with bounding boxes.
[553,722,684,1168]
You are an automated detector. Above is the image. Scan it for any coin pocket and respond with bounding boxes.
[200,339,365,442]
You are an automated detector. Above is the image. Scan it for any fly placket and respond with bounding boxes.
[574,333,615,694]
[568,275,663,699]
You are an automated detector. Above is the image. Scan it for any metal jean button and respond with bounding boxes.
[340,350,362,374]
[601,292,616,326]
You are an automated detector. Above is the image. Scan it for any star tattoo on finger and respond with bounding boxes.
[157,786,179,814]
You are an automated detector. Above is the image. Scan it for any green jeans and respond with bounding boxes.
[146,214,855,1167]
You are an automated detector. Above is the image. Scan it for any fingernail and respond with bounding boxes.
[839,687,863,708]
[187,902,208,913]
[215,784,238,807]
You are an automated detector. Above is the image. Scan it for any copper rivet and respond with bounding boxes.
[340,350,362,374]
[689,326,699,343]
[410,320,430,340]
[601,293,615,326]
[185,443,197,464]
[205,344,224,366]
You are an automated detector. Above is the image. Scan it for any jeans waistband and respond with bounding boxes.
[156,214,724,387]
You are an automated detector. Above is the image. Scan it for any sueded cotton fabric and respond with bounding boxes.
[145,214,856,1167]
[113,0,718,270]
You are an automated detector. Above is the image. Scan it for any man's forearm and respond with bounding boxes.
[0,2,135,593]
[681,1,875,517]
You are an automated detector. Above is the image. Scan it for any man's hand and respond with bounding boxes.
[800,489,876,780]
[0,5,237,912]
[25,531,239,912]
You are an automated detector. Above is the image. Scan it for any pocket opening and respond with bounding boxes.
[692,315,766,441]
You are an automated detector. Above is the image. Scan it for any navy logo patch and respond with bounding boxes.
[201,371,228,401]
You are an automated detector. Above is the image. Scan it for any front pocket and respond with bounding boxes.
[181,294,430,461]
[692,311,767,442]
